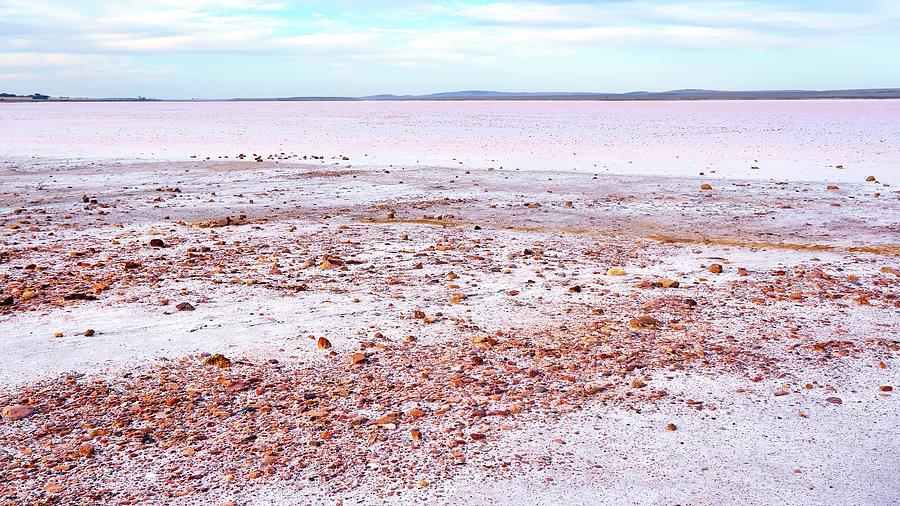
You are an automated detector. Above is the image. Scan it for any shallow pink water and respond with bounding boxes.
[2,99,898,181]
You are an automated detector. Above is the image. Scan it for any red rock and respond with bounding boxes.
[709,264,723,274]
[2,404,35,421]
[84,329,95,336]
[825,397,842,404]
[637,315,658,326]
[375,413,398,425]
[880,386,893,392]
[348,352,367,366]
[44,483,63,494]
[317,337,332,349]
[203,354,232,368]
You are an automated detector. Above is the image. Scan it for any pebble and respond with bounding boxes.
[203,354,232,368]
[2,404,36,421]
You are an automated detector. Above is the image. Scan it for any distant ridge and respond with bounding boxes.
[4,88,900,102]
[358,88,900,101]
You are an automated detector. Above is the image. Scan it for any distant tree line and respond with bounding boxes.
[0,92,50,99]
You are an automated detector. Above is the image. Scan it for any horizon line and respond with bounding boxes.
[3,87,900,102]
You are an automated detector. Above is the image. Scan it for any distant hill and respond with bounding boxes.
[5,88,900,102]
[359,88,900,101]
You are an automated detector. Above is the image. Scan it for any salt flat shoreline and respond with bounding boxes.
[0,159,898,504]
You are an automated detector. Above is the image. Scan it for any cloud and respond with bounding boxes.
[0,0,898,94]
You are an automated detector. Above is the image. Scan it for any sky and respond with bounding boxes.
[1,0,899,98]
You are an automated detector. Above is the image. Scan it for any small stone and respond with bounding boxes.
[637,315,658,326]
[709,264,723,274]
[659,278,679,288]
[149,238,166,248]
[606,267,626,276]
[84,329,95,336]
[413,310,426,319]
[75,443,94,457]
[348,352,368,366]
[411,429,422,441]
[409,407,426,419]
[21,290,38,300]
[203,354,232,368]
[375,413,398,425]
[826,185,839,190]
[666,423,677,431]
[44,483,63,494]
[568,285,581,293]
[880,386,893,392]
[2,404,35,421]
[317,337,332,349]
[825,397,842,404]
[631,379,646,388]
[881,267,900,277]
[176,302,195,311]
[700,184,712,190]
[866,176,876,181]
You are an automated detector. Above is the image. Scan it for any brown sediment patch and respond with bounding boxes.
[644,233,900,256]
[476,225,900,256]
[362,218,471,227]
[288,169,356,179]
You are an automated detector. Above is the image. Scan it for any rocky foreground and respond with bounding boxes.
[0,158,898,504]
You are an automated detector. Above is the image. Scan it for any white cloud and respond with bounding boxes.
[0,0,898,83]
[0,52,131,68]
